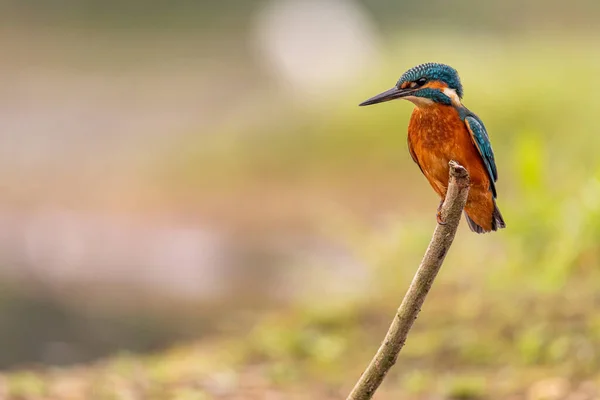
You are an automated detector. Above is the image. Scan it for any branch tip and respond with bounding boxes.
[448,160,469,179]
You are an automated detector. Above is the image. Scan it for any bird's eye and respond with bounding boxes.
[416,78,427,86]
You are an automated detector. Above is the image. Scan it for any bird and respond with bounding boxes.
[359,63,505,233]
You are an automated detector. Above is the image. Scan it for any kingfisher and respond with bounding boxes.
[360,63,505,233]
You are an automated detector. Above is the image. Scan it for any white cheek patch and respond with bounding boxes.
[404,96,434,106]
[443,88,462,106]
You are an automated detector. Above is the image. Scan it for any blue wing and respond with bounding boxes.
[464,115,498,198]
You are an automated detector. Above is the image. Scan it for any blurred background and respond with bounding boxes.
[1,0,600,399]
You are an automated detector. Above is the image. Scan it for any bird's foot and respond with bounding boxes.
[436,211,447,225]
[436,200,447,225]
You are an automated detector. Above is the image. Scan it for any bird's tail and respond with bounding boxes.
[465,200,506,234]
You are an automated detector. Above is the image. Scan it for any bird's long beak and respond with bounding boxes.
[359,87,414,106]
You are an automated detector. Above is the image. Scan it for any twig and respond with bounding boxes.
[346,161,470,400]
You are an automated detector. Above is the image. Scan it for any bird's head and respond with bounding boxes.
[360,63,463,108]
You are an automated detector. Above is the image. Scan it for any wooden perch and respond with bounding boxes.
[346,161,471,400]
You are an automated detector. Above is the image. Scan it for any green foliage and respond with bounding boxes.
[443,374,486,400]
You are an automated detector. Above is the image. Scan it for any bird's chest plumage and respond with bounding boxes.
[408,105,466,155]
[407,105,483,196]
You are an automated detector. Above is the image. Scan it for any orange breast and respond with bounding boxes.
[407,105,495,230]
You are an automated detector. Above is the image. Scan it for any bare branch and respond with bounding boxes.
[346,161,470,400]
